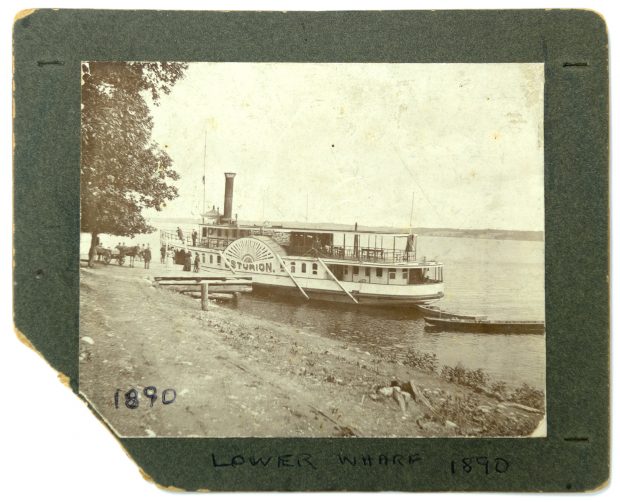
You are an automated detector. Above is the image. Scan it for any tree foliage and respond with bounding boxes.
[80,62,187,243]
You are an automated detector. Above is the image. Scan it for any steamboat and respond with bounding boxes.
[161,173,444,306]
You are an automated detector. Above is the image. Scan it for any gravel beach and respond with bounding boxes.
[79,261,545,438]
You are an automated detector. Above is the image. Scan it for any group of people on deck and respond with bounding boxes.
[176,227,199,247]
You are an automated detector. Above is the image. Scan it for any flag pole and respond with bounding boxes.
[409,191,415,234]
[202,131,207,222]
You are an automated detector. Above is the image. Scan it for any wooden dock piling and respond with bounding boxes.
[201,283,209,311]
[153,275,252,311]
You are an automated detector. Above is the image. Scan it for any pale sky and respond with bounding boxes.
[147,62,544,231]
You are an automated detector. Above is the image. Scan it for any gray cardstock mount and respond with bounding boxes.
[13,9,608,492]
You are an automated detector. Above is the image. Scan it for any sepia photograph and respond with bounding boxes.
[79,61,546,438]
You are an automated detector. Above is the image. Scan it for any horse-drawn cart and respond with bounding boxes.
[95,246,125,266]
[93,244,143,267]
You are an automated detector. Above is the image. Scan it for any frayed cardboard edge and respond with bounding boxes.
[11,22,202,487]
[14,326,73,388]
[14,9,36,23]
[14,325,203,492]
[586,477,610,493]
[139,468,208,493]
[81,390,201,492]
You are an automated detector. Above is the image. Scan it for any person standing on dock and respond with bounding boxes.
[192,229,198,247]
[160,245,166,264]
[184,250,192,272]
[193,253,200,272]
[165,246,172,270]
[177,226,184,243]
[143,245,152,269]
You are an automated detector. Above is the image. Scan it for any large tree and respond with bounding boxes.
[81,61,187,265]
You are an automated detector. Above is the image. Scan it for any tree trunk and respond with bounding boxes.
[88,231,99,268]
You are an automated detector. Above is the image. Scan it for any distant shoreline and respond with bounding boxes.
[412,228,543,242]
[148,217,544,242]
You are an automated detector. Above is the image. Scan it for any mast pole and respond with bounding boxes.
[409,191,415,234]
[202,131,207,219]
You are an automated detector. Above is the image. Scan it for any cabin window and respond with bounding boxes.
[217,229,222,237]
[389,268,396,280]
[202,253,205,263]
[217,255,221,265]
[402,270,408,279]
[209,254,213,264]
[312,263,318,275]
[301,263,306,273]
[291,262,296,273]
[353,266,359,275]
[202,228,207,237]
[365,267,370,277]
[376,268,383,278]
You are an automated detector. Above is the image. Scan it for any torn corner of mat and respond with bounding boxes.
[14,325,37,351]
[14,9,36,23]
[14,325,72,389]
[138,467,195,493]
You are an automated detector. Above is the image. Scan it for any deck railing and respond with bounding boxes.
[160,230,418,264]
[160,230,236,250]
[286,245,417,264]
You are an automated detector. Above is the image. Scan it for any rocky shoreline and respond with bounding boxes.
[79,262,545,438]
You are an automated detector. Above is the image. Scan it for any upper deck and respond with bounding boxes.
[161,222,421,265]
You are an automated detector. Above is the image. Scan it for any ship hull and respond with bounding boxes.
[196,264,444,306]
[253,282,443,306]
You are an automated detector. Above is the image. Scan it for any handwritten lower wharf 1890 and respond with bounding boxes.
[210,453,422,470]
[207,452,510,477]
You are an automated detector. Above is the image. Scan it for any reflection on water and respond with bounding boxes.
[226,236,546,390]
[421,236,545,320]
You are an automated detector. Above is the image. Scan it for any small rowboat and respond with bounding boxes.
[415,304,487,321]
[424,316,545,334]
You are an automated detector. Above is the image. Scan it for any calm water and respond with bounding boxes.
[227,235,546,390]
[81,232,545,390]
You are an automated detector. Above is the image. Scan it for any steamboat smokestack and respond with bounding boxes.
[223,172,236,222]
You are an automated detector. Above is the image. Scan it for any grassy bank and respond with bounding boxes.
[79,262,545,437]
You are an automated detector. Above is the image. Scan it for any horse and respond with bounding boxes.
[116,245,142,267]
[95,246,112,264]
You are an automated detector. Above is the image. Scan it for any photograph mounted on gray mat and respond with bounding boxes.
[13,9,608,492]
